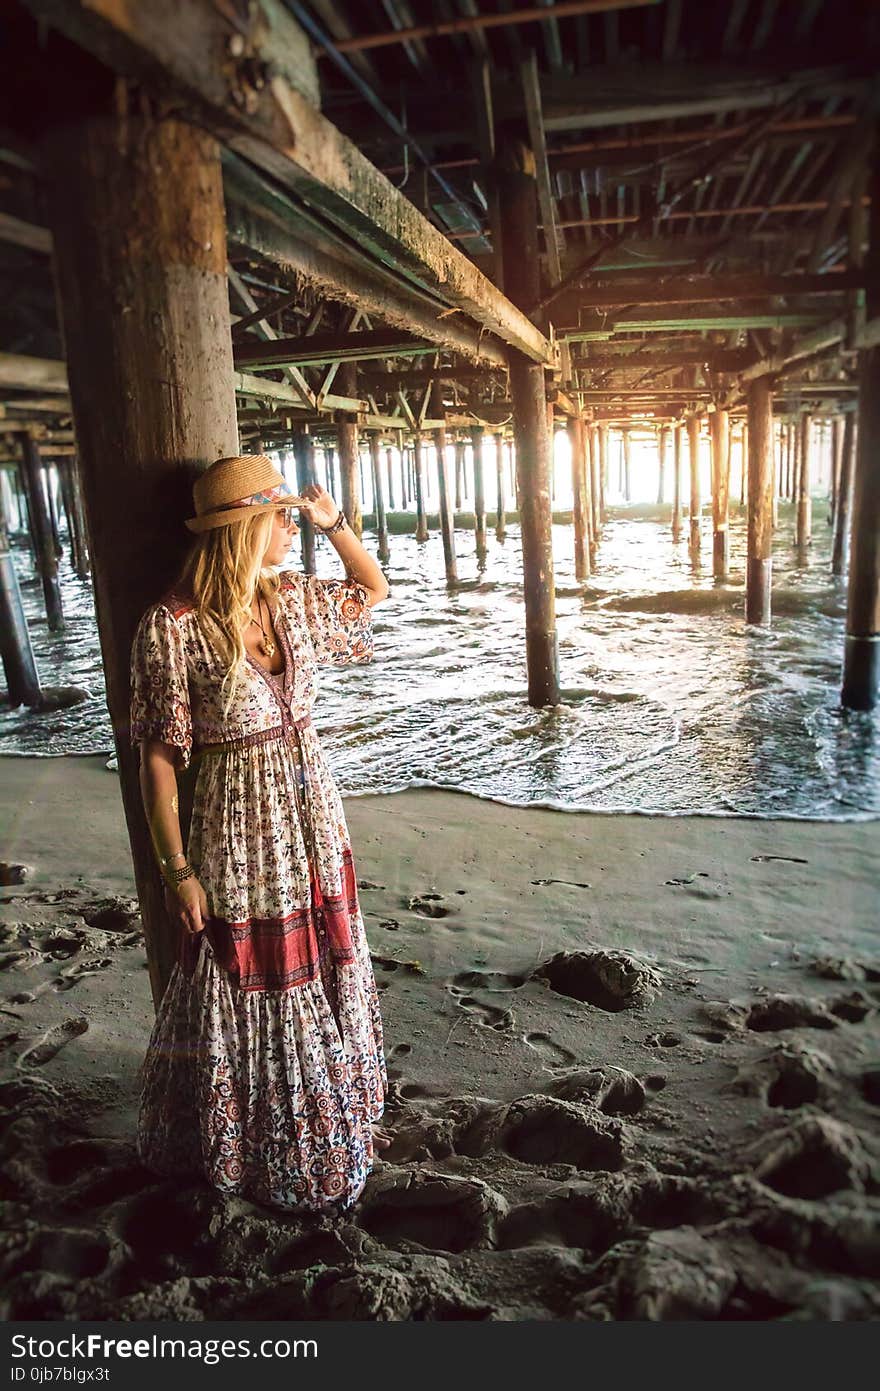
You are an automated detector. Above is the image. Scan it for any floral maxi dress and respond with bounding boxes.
[128,570,387,1212]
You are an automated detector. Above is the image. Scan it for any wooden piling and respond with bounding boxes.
[336,364,363,539]
[0,518,42,707]
[671,423,682,541]
[292,425,317,573]
[413,431,429,542]
[42,107,238,1006]
[740,422,749,508]
[17,432,64,630]
[495,136,560,707]
[746,378,774,625]
[454,438,465,511]
[687,416,701,553]
[842,156,880,707]
[471,424,487,557]
[710,408,731,579]
[368,431,390,565]
[831,414,856,577]
[58,457,90,578]
[588,424,601,543]
[829,417,843,530]
[385,446,396,512]
[567,414,591,581]
[796,412,813,553]
[433,398,457,582]
[597,424,609,524]
[494,432,506,536]
[657,426,667,506]
[622,426,632,503]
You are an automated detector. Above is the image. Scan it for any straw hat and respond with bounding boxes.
[184,455,306,533]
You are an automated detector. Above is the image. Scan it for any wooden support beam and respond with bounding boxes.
[0,212,52,255]
[566,415,591,580]
[21,0,552,366]
[228,267,316,410]
[796,413,813,552]
[291,425,318,569]
[432,387,456,582]
[521,49,562,291]
[671,423,682,541]
[471,424,487,557]
[41,107,239,1007]
[332,1,657,52]
[17,432,64,631]
[563,270,865,314]
[746,379,774,624]
[843,150,880,708]
[412,432,429,541]
[578,348,755,372]
[496,137,560,707]
[368,431,389,564]
[234,329,444,371]
[0,353,68,393]
[687,416,701,554]
[335,364,362,539]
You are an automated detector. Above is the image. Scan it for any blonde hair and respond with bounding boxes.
[177,510,281,718]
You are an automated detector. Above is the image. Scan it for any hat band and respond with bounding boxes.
[202,481,290,516]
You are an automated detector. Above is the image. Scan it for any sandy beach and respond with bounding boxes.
[1,754,878,1321]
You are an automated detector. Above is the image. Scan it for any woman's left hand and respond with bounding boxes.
[297,482,340,530]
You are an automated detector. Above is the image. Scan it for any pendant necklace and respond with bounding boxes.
[251,593,276,658]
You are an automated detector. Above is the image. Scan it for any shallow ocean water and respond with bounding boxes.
[1,501,878,819]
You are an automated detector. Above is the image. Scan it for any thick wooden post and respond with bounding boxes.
[687,416,701,553]
[454,438,465,511]
[0,519,42,707]
[58,457,90,579]
[567,414,591,581]
[336,363,362,539]
[496,137,560,707]
[368,432,390,564]
[710,408,731,579]
[842,157,880,707]
[832,414,856,576]
[829,417,843,530]
[494,432,506,536]
[657,426,668,506]
[397,432,408,510]
[42,108,238,1007]
[385,446,396,512]
[789,420,800,503]
[597,424,609,523]
[292,426,318,573]
[746,379,774,625]
[17,433,64,630]
[588,424,601,542]
[471,425,487,557]
[671,423,682,541]
[433,404,457,582]
[740,423,749,507]
[796,412,813,553]
[413,431,428,541]
[622,427,632,503]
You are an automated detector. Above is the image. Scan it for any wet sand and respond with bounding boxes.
[1,754,878,1320]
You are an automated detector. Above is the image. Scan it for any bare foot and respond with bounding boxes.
[372,1123,393,1151]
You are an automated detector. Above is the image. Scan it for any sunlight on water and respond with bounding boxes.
[2,501,878,819]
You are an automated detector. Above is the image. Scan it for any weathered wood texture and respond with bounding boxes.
[21,0,552,365]
[41,112,239,1007]
[471,425,487,556]
[746,379,774,625]
[496,138,560,707]
[796,413,813,551]
[710,408,731,579]
[335,364,362,539]
[567,414,591,580]
[687,416,701,553]
[368,432,389,564]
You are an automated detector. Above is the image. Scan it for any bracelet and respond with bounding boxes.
[165,862,195,886]
[159,850,186,867]
[320,509,346,535]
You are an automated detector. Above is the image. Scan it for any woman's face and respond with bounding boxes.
[262,508,299,567]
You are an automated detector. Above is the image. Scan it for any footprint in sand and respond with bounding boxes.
[450,993,514,1031]
[524,1031,577,1068]
[53,959,113,992]
[451,969,526,993]
[17,1016,89,1069]
[407,893,449,919]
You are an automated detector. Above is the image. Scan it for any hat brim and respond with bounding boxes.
[185,495,306,533]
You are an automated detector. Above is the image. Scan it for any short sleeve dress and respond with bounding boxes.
[128,570,387,1213]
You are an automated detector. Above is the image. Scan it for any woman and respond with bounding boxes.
[129,453,391,1213]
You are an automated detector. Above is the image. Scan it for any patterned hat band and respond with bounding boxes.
[203,482,291,515]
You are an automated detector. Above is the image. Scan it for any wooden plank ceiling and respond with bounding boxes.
[0,0,876,453]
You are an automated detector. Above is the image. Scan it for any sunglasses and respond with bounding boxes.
[275,506,300,528]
